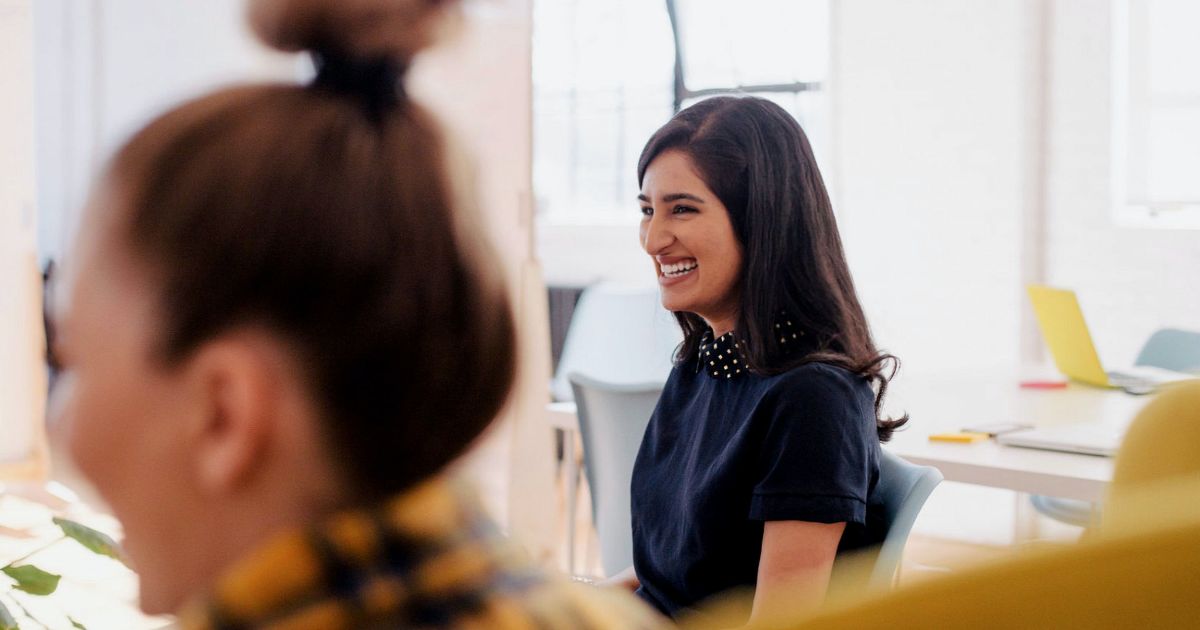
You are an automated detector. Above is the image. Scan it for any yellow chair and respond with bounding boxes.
[735,382,1200,630]
[1099,381,1200,535]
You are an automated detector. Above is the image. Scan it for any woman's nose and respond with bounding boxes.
[640,214,673,254]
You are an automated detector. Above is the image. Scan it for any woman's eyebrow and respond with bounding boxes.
[637,192,706,204]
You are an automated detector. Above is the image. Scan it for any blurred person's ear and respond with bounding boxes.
[183,331,295,495]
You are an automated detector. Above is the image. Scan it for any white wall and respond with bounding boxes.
[537,224,652,286]
[1,0,47,477]
[831,0,1037,380]
[1044,0,1200,367]
[34,0,292,263]
[831,0,1044,546]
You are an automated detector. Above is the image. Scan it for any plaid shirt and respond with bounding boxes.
[178,477,665,630]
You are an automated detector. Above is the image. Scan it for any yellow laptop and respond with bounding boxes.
[1026,285,1194,390]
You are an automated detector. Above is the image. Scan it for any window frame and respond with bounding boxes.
[533,0,832,227]
[665,0,824,113]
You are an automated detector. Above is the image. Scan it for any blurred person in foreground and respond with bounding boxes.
[49,0,664,627]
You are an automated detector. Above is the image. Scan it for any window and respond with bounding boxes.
[533,0,831,226]
[1113,0,1200,228]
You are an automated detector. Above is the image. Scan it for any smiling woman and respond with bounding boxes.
[628,96,907,624]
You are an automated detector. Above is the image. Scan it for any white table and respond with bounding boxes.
[882,372,1150,502]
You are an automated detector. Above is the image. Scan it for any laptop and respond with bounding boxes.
[997,421,1125,457]
[1026,285,1195,391]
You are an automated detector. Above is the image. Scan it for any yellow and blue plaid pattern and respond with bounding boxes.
[179,477,664,630]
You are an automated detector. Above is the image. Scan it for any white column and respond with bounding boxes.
[412,1,558,566]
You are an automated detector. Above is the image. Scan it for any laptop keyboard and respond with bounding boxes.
[1107,371,1157,394]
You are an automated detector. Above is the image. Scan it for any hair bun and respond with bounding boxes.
[249,0,460,63]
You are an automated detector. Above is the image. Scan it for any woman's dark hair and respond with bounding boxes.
[637,96,907,441]
[104,0,515,500]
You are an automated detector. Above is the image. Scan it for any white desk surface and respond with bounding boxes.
[882,372,1150,502]
[544,372,1153,503]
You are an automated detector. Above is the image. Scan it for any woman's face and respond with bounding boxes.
[51,193,202,614]
[639,149,743,333]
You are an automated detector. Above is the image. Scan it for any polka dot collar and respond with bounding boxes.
[698,330,745,379]
[697,318,805,380]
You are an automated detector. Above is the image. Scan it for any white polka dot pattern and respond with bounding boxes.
[697,318,805,380]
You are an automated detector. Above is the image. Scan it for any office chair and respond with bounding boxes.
[1134,328,1200,373]
[551,285,676,572]
[551,283,680,402]
[569,373,662,577]
[1101,380,1200,532]
[830,449,943,592]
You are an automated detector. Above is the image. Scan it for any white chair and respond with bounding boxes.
[551,283,681,402]
[553,283,678,574]
[568,374,663,577]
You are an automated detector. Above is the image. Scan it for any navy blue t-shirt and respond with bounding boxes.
[630,331,883,619]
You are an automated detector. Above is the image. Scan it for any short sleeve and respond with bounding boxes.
[748,364,877,525]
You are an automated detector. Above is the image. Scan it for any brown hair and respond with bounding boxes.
[104,0,515,499]
[638,96,907,441]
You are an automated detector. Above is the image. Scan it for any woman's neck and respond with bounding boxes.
[705,315,737,338]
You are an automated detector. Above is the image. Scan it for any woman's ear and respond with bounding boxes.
[185,334,282,495]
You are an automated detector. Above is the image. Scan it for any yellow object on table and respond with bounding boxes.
[927,432,990,443]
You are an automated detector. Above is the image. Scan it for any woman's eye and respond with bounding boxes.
[672,205,696,214]
[640,206,653,217]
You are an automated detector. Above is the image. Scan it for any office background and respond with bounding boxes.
[4,0,1199,558]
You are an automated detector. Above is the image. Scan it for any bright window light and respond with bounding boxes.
[1113,0,1200,228]
[533,0,830,226]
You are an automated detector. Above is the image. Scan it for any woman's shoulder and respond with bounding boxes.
[756,361,875,414]
[765,360,871,392]
[755,362,877,435]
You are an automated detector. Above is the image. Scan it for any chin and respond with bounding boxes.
[658,288,694,314]
[661,298,694,314]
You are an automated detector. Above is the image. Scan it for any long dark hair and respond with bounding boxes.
[637,96,907,441]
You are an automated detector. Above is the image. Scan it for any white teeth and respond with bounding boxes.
[661,260,698,277]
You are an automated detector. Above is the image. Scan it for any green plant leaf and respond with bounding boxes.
[68,616,87,629]
[51,518,126,566]
[1,565,61,596]
[0,598,17,630]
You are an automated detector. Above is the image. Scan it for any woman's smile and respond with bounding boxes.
[658,257,699,285]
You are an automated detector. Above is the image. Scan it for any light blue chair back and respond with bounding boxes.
[551,283,681,402]
[1134,328,1200,373]
[568,373,662,577]
[835,449,942,591]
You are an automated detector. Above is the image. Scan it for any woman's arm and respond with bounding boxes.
[600,565,641,591]
[749,520,845,623]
